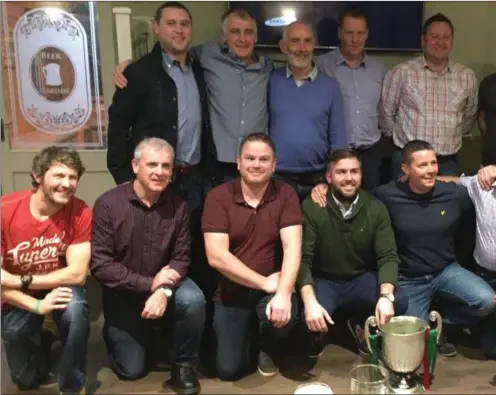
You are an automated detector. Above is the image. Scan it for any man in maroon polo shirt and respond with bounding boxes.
[202,133,303,380]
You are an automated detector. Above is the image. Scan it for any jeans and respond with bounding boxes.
[357,142,382,191]
[102,277,206,380]
[1,286,89,393]
[213,291,299,381]
[398,263,496,328]
[390,149,461,181]
[273,172,326,202]
[475,266,496,357]
[312,272,409,324]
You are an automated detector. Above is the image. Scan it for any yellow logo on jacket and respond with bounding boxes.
[441,210,446,216]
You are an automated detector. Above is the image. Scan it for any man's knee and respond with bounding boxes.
[110,358,148,381]
[12,372,42,391]
[175,279,206,316]
[61,287,89,325]
[216,358,244,381]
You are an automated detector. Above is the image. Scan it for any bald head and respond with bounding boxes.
[280,20,314,71]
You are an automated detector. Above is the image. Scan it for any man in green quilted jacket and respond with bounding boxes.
[296,148,408,356]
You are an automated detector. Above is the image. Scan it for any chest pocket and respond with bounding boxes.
[404,83,425,109]
[448,88,467,112]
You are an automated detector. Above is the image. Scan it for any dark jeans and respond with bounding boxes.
[312,272,409,325]
[273,171,326,202]
[213,161,239,187]
[474,265,496,358]
[356,142,382,191]
[102,277,206,380]
[1,286,89,393]
[398,263,496,328]
[390,148,461,181]
[213,291,299,381]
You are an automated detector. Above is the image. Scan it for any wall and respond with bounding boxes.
[124,1,496,173]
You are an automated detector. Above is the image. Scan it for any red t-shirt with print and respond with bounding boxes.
[1,189,92,309]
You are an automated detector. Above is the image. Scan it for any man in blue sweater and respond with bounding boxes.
[309,140,496,357]
[269,20,347,201]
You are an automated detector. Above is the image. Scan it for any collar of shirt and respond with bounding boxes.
[286,63,318,82]
[335,47,368,68]
[232,178,277,205]
[419,56,453,74]
[125,181,171,207]
[331,192,360,218]
[162,50,192,72]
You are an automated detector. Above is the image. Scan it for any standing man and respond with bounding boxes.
[113,6,273,185]
[1,147,91,395]
[316,7,387,191]
[91,138,206,394]
[380,13,478,179]
[478,73,496,166]
[107,1,215,214]
[202,133,302,380]
[297,149,408,356]
[270,21,347,201]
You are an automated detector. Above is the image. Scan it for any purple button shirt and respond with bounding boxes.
[90,182,190,293]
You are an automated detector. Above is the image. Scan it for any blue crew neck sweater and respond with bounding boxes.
[269,67,347,173]
[373,180,472,276]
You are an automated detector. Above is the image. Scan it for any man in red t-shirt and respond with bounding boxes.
[202,133,303,380]
[1,146,91,395]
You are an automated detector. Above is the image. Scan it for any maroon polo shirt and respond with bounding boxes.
[202,178,303,302]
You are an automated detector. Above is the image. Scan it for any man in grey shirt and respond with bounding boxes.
[113,6,273,185]
[315,7,387,191]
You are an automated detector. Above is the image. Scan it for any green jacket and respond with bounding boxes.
[296,189,399,289]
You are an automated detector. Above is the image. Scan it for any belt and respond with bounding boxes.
[175,163,199,175]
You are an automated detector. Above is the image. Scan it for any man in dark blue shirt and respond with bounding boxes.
[373,140,496,357]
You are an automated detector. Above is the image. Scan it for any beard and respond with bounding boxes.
[331,184,358,204]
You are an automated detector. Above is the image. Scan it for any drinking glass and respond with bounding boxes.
[349,364,389,394]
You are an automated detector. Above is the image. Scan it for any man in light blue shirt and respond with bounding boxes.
[316,7,387,191]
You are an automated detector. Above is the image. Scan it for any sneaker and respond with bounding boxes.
[437,333,457,357]
[347,319,370,356]
[257,350,278,377]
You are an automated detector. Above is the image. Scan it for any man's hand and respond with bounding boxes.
[112,59,132,89]
[310,183,328,208]
[39,287,73,314]
[478,165,496,190]
[262,272,281,294]
[266,292,292,328]
[1,270,20,288]
[375,297,395,326]
[151,267,181,292]
[141,289,168,320]
[304,298,334,332]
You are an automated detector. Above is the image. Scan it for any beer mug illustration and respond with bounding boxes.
[42,63,62,86]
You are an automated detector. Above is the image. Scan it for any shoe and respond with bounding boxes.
[437,333,457,357]
[347,319,370,356]
[167,365,201,395]
[257,350,279,377]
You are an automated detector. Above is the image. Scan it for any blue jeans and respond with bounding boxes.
[171,171,205,214]
[312,272,409,323]
[475,265,496,357]
[390,149,461,181]
[213,291,299,381]
[399,263,496,328]
[273,172,326,202]
[102,277,205,380]
[1,286,89,393]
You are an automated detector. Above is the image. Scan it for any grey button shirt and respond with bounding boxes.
[192,42,273,163]
[316,49,386,149]
[162,52,202,165]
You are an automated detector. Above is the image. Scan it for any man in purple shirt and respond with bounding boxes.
[90,137,205,395]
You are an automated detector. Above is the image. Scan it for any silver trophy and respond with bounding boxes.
[364,312,442,394]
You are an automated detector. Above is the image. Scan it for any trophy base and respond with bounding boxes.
[389,373,425,394]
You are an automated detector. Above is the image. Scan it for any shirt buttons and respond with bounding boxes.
[356,110,360,114]
[241,120,244,124]
[173,97,177,101]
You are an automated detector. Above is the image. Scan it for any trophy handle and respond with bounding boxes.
[429,310,443,343]
[364,316,378,354]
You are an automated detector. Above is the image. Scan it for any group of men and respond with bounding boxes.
[2,2,496,395]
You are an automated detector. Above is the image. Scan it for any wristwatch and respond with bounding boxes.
[20,274,33,291]
[380,293,395,303]
[160,287,173,300]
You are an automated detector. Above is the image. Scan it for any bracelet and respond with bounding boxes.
[35,299,41,315]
